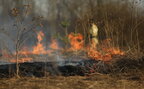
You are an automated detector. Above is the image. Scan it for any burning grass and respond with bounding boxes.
[1,1,143,65]
[0,1,144,89]
[6,31,125,63]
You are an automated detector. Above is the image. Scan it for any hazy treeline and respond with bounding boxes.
[0,0,143,32]
[0,0,144,53]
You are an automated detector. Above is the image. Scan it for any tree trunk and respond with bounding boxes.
[16,47,20,78]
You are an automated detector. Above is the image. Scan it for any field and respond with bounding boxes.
[0,72,143,89]
[0,0,144,89]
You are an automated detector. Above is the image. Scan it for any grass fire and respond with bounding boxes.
[0,0,144,89]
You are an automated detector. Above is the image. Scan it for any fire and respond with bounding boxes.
[68,33,84,51]
[47,39,60,55]
[87,48,102,60]
[32,32,60,55]
[49,39,59,50]
[105,47,124,55]
[101,39,124,55]
[9,47,33,63]
[5,30,124,63]
[32,31,47,54]
[66,32,124,61]
[9,31,61,63]
[19,46,32,56]
[10,57,32,63]
[87,38,124,61]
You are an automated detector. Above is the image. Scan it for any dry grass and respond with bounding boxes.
[0,1,144,89]
[73,1,144,59]
[0,72,143,89]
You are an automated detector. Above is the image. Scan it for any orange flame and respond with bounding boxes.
[68,33,84,51]
[6,31,124,63]
[87,48,102,60]
[9,47,33,63]
[8,31,62,63]
[87,38,124,61]
[10,57,32,63]
[32,31,47,54]
[47,39,60,55]
[19,46,32,56]
[67,33,124,61]
[105,47,124,55]
[49,39,59,50]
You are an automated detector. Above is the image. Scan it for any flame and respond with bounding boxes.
[19,32,60,56]
[8,31,62,63]
[101,39,124,55]
[19,46,32,56]
[47,39,60,55]
[3,30,124,63]
[10,57,32,63]
[67,32,124,61]
[105,47,124,55]
[9,47,33,63]
[32,31,47,54]
[68,33,84,51]
[87,38,124,61]
[32,31,60,55]
[87,48,113,61]
[49,39,59,50]
[87,48,102,60]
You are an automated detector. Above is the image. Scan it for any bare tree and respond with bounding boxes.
[9,4,42,77]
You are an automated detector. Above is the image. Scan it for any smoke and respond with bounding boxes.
[0,6,2,15]
[34,0,49,18]
[0,0,143,60]
[0,33,15,52]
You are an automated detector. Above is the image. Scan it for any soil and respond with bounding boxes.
[0,57,144,89]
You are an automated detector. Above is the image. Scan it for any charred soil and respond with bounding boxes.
[0,57,144,89]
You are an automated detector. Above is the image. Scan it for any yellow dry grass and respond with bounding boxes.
[0,73,143,89]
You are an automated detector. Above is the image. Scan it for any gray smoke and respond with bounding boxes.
[0,0,144,54]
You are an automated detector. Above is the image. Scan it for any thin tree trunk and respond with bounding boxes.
[16,45,20,78]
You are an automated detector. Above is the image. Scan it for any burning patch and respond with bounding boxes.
[32,31,47,54]
[10,58,32,63]
[6,30,124,63]
[68,32,84,51]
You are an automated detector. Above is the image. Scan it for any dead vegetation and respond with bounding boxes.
[0,73,143,89]
[0,0,144,89]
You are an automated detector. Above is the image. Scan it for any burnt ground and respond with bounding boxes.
[0,57,144,89]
